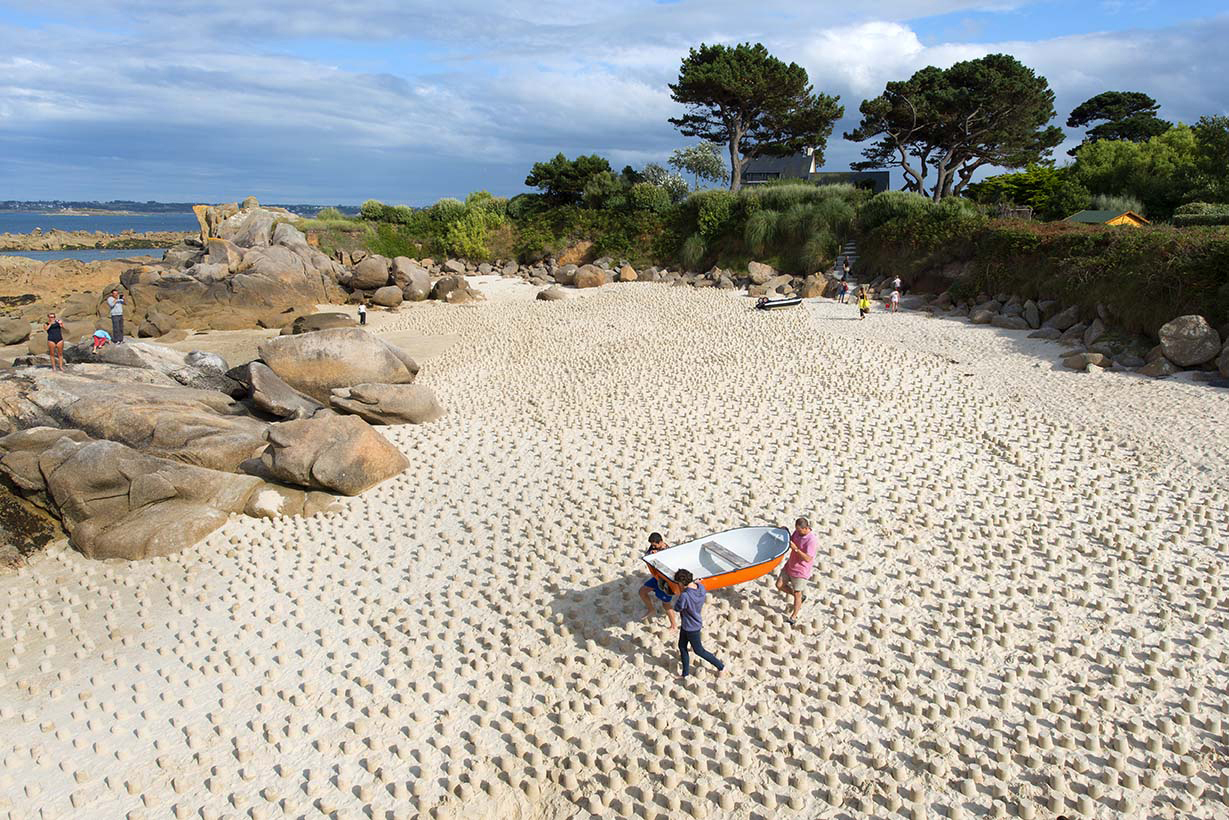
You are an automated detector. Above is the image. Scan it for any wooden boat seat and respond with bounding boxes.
[701,541,751,570]
[648,557,675,578]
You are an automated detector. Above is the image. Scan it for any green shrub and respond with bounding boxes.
[691,190,736,241]
[744,209,779,255]
[359,199,385,220]
[429,198,466,224]
[1174,202,1226,216]
[628,182,672,214]
[1174,213,1229,227]
[855,191,933,234]
[680,234,706,270]
[315,207,348,221]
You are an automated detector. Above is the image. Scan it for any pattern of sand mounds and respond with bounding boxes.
[1,285,1228,819]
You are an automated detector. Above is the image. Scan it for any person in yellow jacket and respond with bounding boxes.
[857,288,871,320]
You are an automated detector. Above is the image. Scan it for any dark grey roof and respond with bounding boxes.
[743,153,814,177]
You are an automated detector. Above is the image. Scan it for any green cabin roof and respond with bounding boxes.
[1064,209,1146,224]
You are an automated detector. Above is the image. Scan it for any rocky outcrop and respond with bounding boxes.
[242,362,325,420]
[1158,315,1221,367]
[262,415,409,496]
[431,275,482,304]
[0,229,186,252]
[281,312,356,335]
[329,383,444,425]
[117,204,348,333]
[371,285,404,307]
[537,286,568,302]
[258,328,419,403]
[62,341,242,395]
[0,427,338,560]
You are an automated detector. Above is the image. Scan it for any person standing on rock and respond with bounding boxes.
[43,312,65,372]
[776,517,817,623]
[358,303,367,326]
[672,569,725,679]
[106,289,125,343]
[640,532,678,628]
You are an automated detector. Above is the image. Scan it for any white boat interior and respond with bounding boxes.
[644,526,790,581]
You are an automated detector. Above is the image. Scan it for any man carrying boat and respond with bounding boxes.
[639,532,678,628]
[776,517,817,623]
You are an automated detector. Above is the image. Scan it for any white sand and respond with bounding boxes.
[2,285,1228,819]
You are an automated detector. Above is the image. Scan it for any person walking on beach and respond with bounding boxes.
[640,532,678,628]
[857,288,871,320]
[672,569,724,679]
[776,517,818,623]
[44,313,65,372]
[889,289,900,313]
[106,289,125,343]
[838,281,849,304]
[358,303,367,326]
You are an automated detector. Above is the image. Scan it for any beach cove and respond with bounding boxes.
[1,282,1227,819]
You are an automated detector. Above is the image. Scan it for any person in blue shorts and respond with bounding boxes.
[639,532,677,628]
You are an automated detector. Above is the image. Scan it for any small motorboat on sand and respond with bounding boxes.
[644,526,790,594]
[754,296,802,310]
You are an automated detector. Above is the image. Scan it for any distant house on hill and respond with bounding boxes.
[742,149,890,192]
[1064,209,1150,227]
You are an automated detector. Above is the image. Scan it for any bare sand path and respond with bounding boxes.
[1,285,1227,819]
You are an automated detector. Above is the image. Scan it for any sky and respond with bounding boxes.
[0,0,1226,204]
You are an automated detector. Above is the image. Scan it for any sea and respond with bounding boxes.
[0,249,163,262]
[0,212,199,235]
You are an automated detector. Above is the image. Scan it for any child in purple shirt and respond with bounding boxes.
[672,569,725,679]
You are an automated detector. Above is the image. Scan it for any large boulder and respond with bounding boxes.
[1138,356,1181,378]
[801,274,830,299]
[1219,341,1229,379]
[991,314,1031,330]
[1044,305,1081,331]
[1022,301,1041,329]
[553,265,578,286]
[747,261,776,285]
[351,256,391,290]
[537,286,568,302]
[246,362,324,420]
[282,312,356,335]
[0,428,263,560]
[574,266,608,289]
[138,309,177,338]
[1158,315,1221,367]
[431,275,482,304]
[229,210,276,248]
[371,285,404,308]
[0,318,31,346]
[205,237,244,270]
[261,415,409,496]
[62,341,243,396]
[329,383,444,425]
[393,258,431,301]
[258,328,419,402]
[969,309,995,325]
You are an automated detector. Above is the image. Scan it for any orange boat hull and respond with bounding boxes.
[648,553,786,595]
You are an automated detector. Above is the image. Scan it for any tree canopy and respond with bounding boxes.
[668,43,843,191]
[845,54,1064,200]
[964,164,1090,221]
[1070,125,1198,220]
[668,143,729,190]
[524,153,613,205]
[1066,91,1171,156]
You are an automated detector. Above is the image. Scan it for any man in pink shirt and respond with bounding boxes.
[776,516,817,623]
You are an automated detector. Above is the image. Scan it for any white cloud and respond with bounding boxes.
[0,3,1224,200]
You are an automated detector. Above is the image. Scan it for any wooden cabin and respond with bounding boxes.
[1064,209,1150,227]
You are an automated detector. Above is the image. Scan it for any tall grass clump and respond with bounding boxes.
[744,209,779,255]
[1091,193,1145,215]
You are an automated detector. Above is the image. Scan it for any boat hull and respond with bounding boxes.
[643,526,790,595]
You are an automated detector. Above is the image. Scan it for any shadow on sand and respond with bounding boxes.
[547,571,767,671]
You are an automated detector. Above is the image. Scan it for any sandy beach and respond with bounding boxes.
[2,281,1227,819]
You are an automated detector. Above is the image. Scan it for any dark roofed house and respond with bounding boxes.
[741,149,890,192]
[1064,209,1150,227]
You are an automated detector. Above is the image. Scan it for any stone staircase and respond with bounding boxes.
[833,240,858,280]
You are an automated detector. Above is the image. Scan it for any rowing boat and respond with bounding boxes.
[643,526,790,594]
